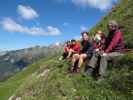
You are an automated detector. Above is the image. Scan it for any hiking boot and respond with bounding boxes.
[96,75,105,83]
[74,67,80,73]
[85,66,94,76]
[68,66,74,73]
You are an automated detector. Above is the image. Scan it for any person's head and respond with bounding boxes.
[107,20,119,32]
[71,39,76,45]
[66,40,71,46]
[96,30,103,36]
[81,32,89,41]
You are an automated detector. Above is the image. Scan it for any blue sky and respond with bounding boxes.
[0,0,117,50]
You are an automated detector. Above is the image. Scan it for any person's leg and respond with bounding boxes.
[71,54,80,67]
[67,49,73,58]
[69,54,79,72]
[78,54,87,68]
[85,53,99,75]
[62,52,68,60]
[73,54,87,73]
[59,52,66,61]
[99,52,123,77]
[88,53,98,69]
[99,55,108,77]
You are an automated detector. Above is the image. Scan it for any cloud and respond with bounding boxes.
[74,0,117,10]
[59,0,117,10]
[55,42,61,46]
[17,5,39,20]
[80,25,88,31]
[47,26,61,36]
[1,18,61,36]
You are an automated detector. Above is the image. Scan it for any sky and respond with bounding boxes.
[0,0,117,50]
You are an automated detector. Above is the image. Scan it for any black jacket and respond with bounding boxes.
[81,40,93,58]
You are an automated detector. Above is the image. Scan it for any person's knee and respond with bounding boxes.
[73,54,79,59]
[101,55,108,59]
[69,49,73,52]
[79,54,83,58]
[80,54,86,59]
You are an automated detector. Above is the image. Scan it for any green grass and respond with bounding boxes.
[1,0,133,100]
[0,52,132,100]
[8,53,133,100]
[0,56,58,100]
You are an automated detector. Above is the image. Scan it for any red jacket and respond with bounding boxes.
[64,45,70,53]
[70,43,80,53]
[105,30,125,53]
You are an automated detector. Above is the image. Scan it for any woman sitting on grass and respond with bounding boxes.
[70,32,93,73]
[93,30,106,52]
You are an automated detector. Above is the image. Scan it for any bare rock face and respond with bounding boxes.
[37,69,50,78]
[8,95,21,100]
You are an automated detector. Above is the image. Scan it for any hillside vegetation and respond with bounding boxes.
[7,53,133,100]
[0,56,57,100]
[0,0,133,100]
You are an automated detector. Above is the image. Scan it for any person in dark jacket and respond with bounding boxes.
[86,20,125,79]
[70,32,93,73]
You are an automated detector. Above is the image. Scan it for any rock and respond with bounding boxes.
[37,69,49,78]
[8,95,21,100]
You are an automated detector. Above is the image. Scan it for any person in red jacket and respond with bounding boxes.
[59,41,71,61]
[86,20,125,79]
[67,39,80,59]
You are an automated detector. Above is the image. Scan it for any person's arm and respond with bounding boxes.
[64,46,67,52]
[74,44,80,53]
[105,31,121,53]
[67,49,74,58]
[99,37,106,51]
[93,40,98,49]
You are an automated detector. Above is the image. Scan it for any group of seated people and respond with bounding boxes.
[59,20,125,79]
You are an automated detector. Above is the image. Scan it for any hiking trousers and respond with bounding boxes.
[88,52,123,76]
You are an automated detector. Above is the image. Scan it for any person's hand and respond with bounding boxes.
[102,53,107,56]
[97,50,104,55]
[100,50,104,54]
[95,49,99,52]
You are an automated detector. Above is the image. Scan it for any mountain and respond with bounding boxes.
[0,0,133,100]
[0,50,7,56]
[0,45,62,81]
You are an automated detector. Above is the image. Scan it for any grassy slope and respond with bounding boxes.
[1,0,133,100]
[0,56,57,100]
[10,0,133,99]
[9,53,133,100]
